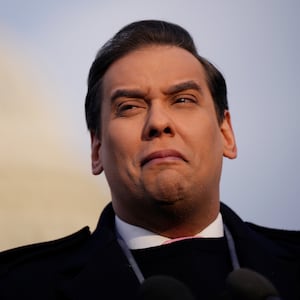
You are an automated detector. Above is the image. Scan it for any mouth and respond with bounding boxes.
[141,150,187,167]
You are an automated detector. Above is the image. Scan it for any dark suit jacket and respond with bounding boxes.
[0,203,299,300]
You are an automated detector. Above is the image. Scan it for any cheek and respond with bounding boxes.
[101,121,143,195]
[101,121,140,169]
[188,118,223,165]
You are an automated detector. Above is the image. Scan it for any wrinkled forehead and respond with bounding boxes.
[101,45,209,101]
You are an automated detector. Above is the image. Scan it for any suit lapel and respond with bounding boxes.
[59,204,140,299]
[60,239,140,299]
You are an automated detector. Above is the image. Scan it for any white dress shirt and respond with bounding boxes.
[115,213,224,249]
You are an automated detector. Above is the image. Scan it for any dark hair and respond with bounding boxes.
[85,20,228,135]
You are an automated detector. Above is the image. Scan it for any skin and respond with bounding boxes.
[91,45,237,238]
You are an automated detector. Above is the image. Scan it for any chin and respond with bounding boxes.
[147,178,187,202]
[145,169,188,193]
[146,183,196,218]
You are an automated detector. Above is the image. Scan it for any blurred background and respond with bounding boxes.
[1,0,299,251]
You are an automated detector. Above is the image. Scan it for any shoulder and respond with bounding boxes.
[0,227,92,299]
[0,203,116,275]
[247,222,300,248]
[220,202,300,253]
[0,226,91,275]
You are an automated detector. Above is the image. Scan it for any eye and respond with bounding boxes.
[174,97,197,104]
[118,104,138,111]
[115,101,146,117]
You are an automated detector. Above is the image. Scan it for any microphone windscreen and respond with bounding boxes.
[137,275,195,300]
[226,268,280,300]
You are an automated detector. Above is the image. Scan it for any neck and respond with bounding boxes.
[114,198,220,239]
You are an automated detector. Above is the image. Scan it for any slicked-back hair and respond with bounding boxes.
[85,20,228,136]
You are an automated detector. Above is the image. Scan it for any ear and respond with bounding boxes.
[90,132,104,175]
[220,111,237,159]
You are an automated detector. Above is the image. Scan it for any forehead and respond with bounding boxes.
[102,45,209,96]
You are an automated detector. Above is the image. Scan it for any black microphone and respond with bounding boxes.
[225,268,281,300]
[137,275,195,300]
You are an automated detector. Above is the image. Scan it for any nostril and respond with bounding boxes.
[146,126,173,139]
[149,128,159,138]
[164,127,172,134]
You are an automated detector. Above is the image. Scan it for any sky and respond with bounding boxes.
[1,0,299,229]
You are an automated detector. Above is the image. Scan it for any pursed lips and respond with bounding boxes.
[141,150,187,167]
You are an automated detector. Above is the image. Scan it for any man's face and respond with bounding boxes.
[91,45,236,232]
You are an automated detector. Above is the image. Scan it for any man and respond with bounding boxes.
[0,20,299,300]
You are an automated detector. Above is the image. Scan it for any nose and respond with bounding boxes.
[142,104,175,140]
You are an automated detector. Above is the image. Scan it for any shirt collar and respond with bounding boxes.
[115,213,224,250]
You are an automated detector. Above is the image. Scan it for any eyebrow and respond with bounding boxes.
[109,80,203,103]
[110,89,147,103]
[164,80,203,95]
